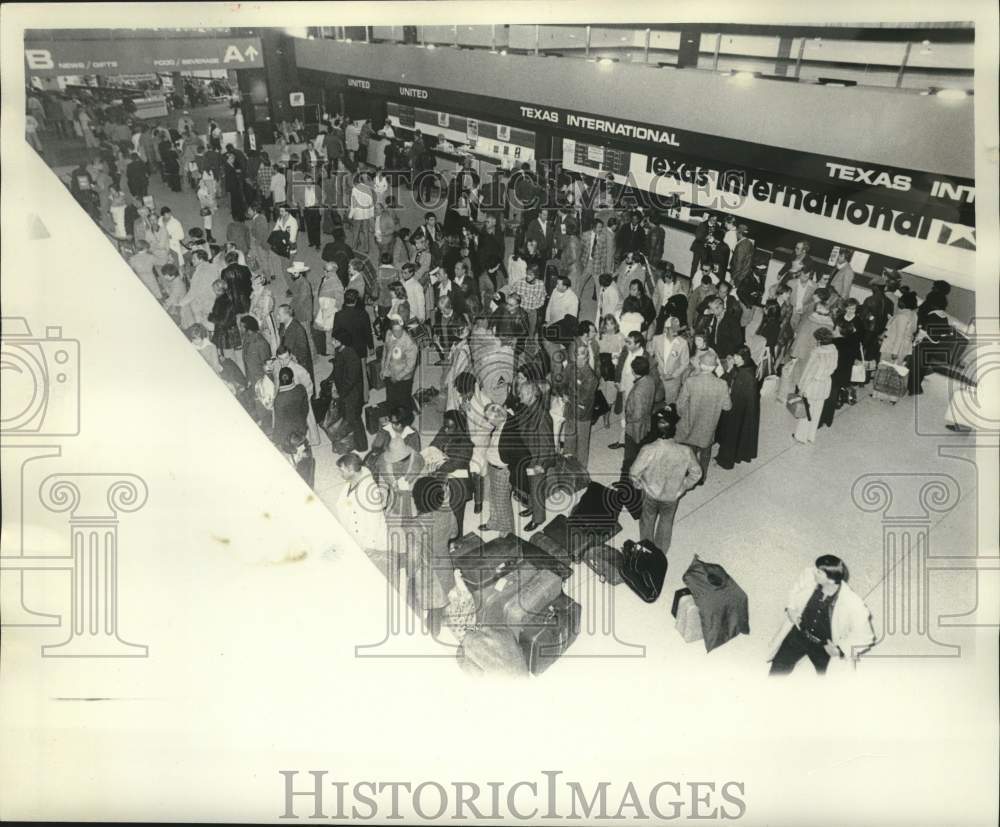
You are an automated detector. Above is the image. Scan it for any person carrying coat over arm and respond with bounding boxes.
[768,555,875,676]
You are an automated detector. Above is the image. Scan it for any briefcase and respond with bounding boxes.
[366,358,384,391]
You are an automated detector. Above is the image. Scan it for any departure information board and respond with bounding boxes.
[572,140,631,176]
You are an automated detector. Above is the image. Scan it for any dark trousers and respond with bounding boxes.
[621,435,641,481]
[347,406,368,453]
[769,628,831,676]
[385,375,415,413]
[526,468,547,525]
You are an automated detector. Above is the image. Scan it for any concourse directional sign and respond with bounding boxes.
[23,36,264,77]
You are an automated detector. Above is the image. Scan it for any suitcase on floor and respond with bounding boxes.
[544,455,591,501]
[450,532,521,592]
[872,361,908,404]
[458,627,528,677]
[364,402,389,435]
[502,565,565,630]
[517,592,582,675]
[517,535,573,580]
[474,562,550,628]
[366,358,384,391]
[543,514,621,563]
[619,539,668,603]
[583,544,624,585]
[671,587,704,643]
[569,481,620,528]
[528,531,575,568]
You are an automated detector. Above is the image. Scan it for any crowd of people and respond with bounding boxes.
[34,96,969,673]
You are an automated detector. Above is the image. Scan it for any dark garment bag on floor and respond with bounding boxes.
[517,592,581,675]
[681,555,750,652]
[619,539,668,603]
[569,481,620,527]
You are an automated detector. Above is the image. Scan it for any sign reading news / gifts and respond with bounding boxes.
[23,35,265,77]
[562,138,976,274]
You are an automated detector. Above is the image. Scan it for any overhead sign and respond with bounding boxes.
[23,36,264,77]
[300,65,974,227]
[289,91,305,107]
[562,138,976,275]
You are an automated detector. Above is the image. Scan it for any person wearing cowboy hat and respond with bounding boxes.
[285,261,315,357]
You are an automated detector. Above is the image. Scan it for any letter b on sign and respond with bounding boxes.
[26,50,54,70]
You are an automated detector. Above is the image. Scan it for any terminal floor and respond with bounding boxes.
[45,136,985,678]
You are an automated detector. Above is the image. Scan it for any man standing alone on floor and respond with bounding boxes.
[331,326,369,453]
[630,407,702,553]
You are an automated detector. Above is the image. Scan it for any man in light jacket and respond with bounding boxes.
[768,555,875,675]
[675,351,732,486]
[652,315,690,405]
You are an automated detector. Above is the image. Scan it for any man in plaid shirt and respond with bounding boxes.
[509,264,546,343]
[256,153,273,217]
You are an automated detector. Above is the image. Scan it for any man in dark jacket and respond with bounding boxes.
[706,234,731,280]
[330,325,368,452]
[335,288,375,364]
[276,303,314,391]
[504,377,555,532]
[125,153,149,199]
[689,213,719,278]
[221,252,253,314]
[615,210,646,264]
[644,213,665,267]
[321,229,355,289]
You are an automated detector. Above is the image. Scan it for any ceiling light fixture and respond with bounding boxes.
[936,87,968,101]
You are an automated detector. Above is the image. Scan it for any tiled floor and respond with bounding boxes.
[42,126,984,678]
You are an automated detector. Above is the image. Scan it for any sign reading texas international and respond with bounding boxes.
[23,36,263,77]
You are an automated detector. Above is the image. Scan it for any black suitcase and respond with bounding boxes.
[529,531,574,568]
[542,514,620,563]
[619,539,668,603]
[517,592,581,675]
[569,482,620,528]
[364,402,389,435]
[450,532,521,592]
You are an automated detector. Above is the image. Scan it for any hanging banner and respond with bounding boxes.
[23,36,264,77]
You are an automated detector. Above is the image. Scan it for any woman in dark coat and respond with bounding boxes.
[429,410,475,536]
[208,280,241,353]
[820,318,863,427]
[716,346,760,470]
[159,139,182,192]
[272,367,309,449]
[224,153,249,221]
[859,279,894,366]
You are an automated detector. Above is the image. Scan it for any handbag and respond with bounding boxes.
[267,228,291,258]
[591,389,611,424]
[850,361,867,384]
[786,393,809,420]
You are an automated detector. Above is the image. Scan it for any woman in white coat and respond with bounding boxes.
[768,555,875,675]
[793,327,838,445]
